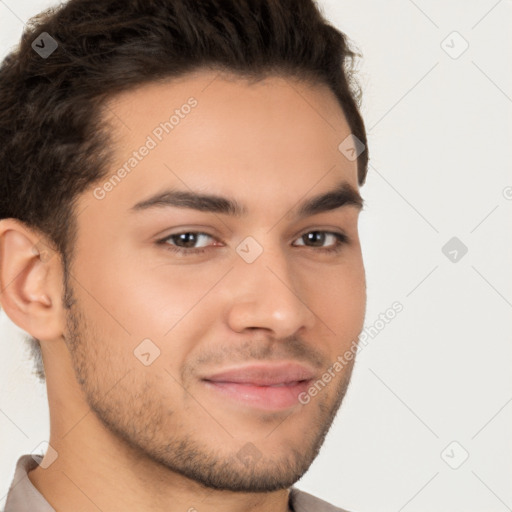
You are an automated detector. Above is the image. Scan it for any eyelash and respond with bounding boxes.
[156,230,350,257]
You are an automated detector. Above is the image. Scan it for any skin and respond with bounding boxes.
[0,69,366,512]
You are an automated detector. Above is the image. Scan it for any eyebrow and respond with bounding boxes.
[129,180,364,218]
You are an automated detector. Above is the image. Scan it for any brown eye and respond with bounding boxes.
[157,231,217,256]
[293,231,349,253]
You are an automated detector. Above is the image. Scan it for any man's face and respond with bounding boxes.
[62,70,366,491]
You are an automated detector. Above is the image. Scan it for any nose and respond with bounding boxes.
[225,244,317,338]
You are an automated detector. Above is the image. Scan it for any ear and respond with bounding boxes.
[0,218,65,342]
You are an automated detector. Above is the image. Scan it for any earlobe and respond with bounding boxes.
[0,219,64,342]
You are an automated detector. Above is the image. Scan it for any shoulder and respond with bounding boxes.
[289,487,354,512]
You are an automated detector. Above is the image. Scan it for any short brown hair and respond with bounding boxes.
[0,0,369,382]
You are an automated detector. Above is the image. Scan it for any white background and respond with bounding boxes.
[1,1,511,510]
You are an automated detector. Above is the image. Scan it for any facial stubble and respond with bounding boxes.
[61,273,356,492]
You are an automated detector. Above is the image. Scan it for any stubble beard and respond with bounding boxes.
[62,277,356,492]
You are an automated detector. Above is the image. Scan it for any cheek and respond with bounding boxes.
[76,241,220,338]
[304,257,366,343]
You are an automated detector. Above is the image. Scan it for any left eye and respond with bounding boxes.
[293,231,347,249]
[157,230,349,256]
[162,232,216,250]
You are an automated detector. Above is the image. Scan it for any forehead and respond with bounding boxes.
[105,69,346,130]
[85,69,358,217]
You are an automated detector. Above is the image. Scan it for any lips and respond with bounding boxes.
[201,362,316,410]
[203,362,316,385]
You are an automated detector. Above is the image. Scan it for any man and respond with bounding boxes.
[0,0,369,510]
